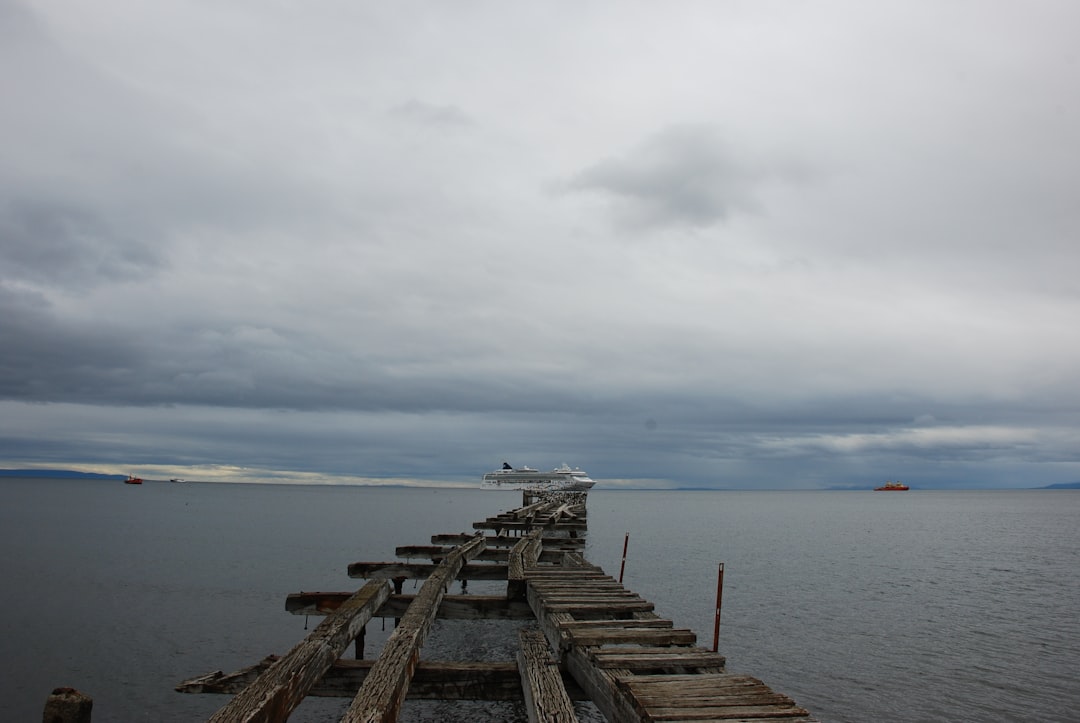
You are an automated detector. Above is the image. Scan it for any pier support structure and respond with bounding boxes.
[178,490,816,722]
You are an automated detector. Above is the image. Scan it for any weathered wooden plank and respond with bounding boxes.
[474,520,588,531]
[541,601,656,616]
[507,530,543,600]
[181,656,558,701]
[341,534,486,723]
[286,592,535,619]
[563,627,697,647]
[535,591,644,601]
[431,533,584,548]
[648,717,816,721]
[633,692,797,708]
[395,545,564,563]
[517,628,579,723]
[556,618,673,630]
[561,551,591,567]
[621,674,762,690]
[347,561,508,580]
[206,578,390,723]
[621,676,794,703]
[643,703,811,720]
[529,577,629,587]
[589,647,727,670]
[562,646,642,723]
[525,570,614,580]
[655,719,817,723]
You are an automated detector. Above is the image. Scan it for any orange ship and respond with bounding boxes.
[874,481,908,491]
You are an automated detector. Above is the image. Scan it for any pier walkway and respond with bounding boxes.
[178,491,815,722]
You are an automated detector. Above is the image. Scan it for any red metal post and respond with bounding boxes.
[712,562,725,652]
[618,532,630,583]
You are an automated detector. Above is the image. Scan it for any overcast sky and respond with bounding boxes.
[2,1,1078,488]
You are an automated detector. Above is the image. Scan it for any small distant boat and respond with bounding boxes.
[875,481,909,491]
[124,475,143,485]
[169,478,184,483]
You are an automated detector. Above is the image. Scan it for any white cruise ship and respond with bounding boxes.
[481,463,595,491]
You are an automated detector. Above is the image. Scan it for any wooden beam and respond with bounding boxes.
[341,534,486,723]
[431,533,584,548]
[347,561,508,581]
[506,530,542,601]
[589,646,727,671]
[562,626,697,647]
[563,647,641,723]
[207,578,390,723]
[395,545,564,563]
[473,520,588,532]
[180,655,551,701]
[286,592,536,620]
[517,628,579,723]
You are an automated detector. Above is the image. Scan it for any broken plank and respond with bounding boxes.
[562,627,697,647]
[431,533,584,548]
[347,561,508,581]
[206,578,390,723]
[179,656,586,701]
[285,593,535,620]
[643,703,811,720]
[395,545,564,563]
[340,534,485,723]
[517,628,579,723]
[507,530,543,601]
[474,520,588,531]
[589,647,727,671]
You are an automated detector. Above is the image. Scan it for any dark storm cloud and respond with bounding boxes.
[567,125,805,230]
[0,285,135,400]
[0,200,165,286]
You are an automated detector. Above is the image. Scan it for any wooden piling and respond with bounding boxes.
[43,687,92,723]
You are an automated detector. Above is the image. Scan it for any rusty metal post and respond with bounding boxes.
[618,532,630,584]
[712,562,725,652]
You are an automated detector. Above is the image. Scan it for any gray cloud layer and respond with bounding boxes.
[2,0,1079,487]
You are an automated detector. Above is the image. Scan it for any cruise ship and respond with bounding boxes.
[481,463,595,491]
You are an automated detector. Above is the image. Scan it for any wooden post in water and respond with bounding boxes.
[43,687,93,723]
[712,562,725,653]
[618,532,630,584]
[354,624,366,659]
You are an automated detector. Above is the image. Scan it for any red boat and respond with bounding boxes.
[124,475,143,485]
[874,481,908,491]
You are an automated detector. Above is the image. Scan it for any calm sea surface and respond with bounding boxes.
[1,479,1077,722]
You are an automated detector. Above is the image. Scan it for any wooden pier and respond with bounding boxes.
[178,491,816,722]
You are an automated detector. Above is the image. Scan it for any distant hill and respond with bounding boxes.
[0,469,125,480]
[1041,481,1080,489]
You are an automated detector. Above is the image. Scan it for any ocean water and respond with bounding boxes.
[1,479,1077,722]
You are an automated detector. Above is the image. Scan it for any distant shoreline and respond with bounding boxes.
[2,468,1078,489]
[0,469,126,480]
